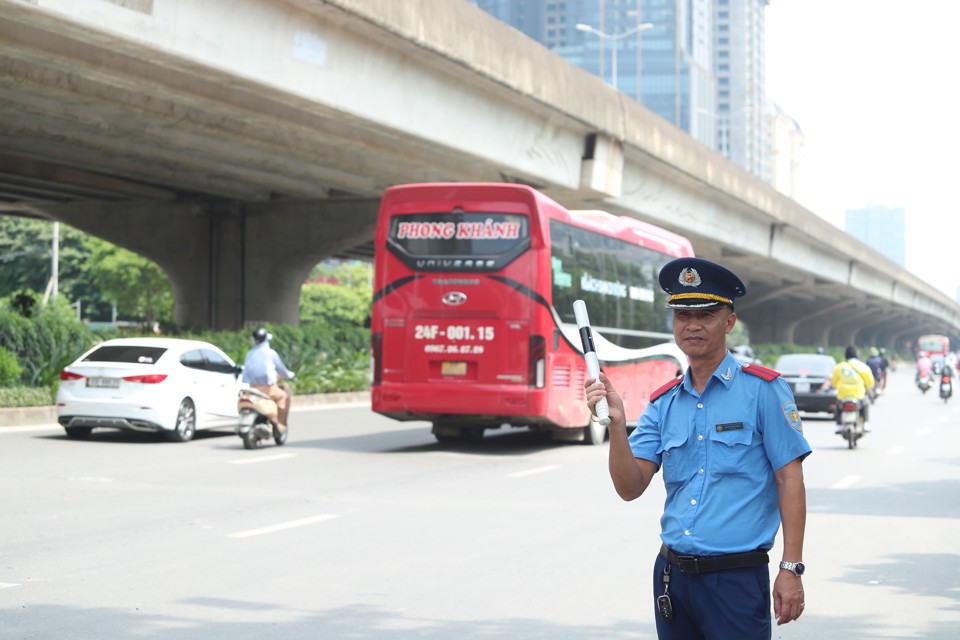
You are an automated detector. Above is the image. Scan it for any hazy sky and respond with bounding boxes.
[765,1,960,299]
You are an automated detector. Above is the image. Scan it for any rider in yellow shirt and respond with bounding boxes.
[832,345,876,432]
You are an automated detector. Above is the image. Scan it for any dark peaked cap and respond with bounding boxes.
[658,257,747,309]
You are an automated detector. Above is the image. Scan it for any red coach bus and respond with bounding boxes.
[370,183,693,444]
[917,334,949,361]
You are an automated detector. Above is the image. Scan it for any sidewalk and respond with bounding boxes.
[0,391,370,430]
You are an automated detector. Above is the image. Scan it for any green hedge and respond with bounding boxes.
[0,310,96,388]
[0,261,375,407]
[191,321,370,395]
[0,386,56,407]
[0,301,373,406]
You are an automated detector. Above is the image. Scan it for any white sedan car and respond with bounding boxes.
[56,337,245,442]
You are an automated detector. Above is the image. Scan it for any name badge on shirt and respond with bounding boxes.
[716,422,743,432]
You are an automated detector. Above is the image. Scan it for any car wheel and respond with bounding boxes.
[166,399,197,442]
[64,426,93,439]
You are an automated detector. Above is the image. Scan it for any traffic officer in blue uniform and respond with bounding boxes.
[586,257,811,639]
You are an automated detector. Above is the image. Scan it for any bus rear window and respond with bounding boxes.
[387,212,530,272]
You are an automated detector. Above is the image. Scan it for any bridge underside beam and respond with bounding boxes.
[33,198,379,329]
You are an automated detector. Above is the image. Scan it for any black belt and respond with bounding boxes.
[660,544,769,574]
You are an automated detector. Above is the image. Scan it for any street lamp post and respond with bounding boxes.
[576,22,653,91]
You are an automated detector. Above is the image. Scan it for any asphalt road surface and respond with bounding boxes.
[1,366,958,639]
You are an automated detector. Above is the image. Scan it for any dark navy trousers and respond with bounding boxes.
[652,552,771,640]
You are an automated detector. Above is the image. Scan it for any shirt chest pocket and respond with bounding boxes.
[658,433,690,487]
[709,427,755,476]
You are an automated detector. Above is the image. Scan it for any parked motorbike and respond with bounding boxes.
[917,371,932,394]
[837,397,864,449]
[940,366,953,403]
[236,382,290,449]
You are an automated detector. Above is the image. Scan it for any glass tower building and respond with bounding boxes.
[469,0,770,179]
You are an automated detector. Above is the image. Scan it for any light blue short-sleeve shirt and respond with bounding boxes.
[629,352,811,555]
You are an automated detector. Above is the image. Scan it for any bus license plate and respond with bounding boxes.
[441,361,467,376]
[86,377,120,389]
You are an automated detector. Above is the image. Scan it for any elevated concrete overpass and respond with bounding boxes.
[1,0,957,349]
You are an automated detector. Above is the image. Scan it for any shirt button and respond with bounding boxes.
[697,403,703,409]
[697,434,704,441]
[690,499,697,505]
[699,469,704,475]
[684,529,691,536]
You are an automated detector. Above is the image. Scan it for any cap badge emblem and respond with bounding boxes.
[678,268,701,287]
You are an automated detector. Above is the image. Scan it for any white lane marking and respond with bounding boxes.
[229,453,296,465]
[887,446,905,455]
[0,425,62,434]
[833,475,861,489]
[228,514,340,538]
[507,465,561,478]
[0,583,21,589]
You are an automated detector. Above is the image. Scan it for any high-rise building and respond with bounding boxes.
[767,101,804,200]
[845,205,906,267]
[713,0,768,178]
[469,0,772,180]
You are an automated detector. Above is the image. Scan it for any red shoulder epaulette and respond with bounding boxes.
[649,376,683,402]
[742,363,781,381]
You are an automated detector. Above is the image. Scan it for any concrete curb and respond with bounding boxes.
[0,391,371,429]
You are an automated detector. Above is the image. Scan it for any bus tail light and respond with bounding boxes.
[371,332,382,385]
[529,335,545,388]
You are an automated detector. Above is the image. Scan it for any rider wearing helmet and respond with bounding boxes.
[917,350,933,382]
[832,346,875,433]
[865,347,887,394]
[242,328,295,432]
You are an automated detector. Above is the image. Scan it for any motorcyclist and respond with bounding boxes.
[916,351,933,385]
[242,328,295,432]
[945,350,958,373]
[832,345,875,433]
[879,347,891,377]
[866,347,886,395]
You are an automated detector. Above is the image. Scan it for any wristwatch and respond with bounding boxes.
[779,561,805,577]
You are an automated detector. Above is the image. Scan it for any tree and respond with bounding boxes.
[301,260,372,326]
[0,216,115,320]
[86,237,173,328]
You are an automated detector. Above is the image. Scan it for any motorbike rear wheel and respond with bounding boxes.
[242,429,262,449]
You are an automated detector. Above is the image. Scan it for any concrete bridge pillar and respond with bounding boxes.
[36,198,378,330]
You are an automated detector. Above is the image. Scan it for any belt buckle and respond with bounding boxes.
[675,555,701,574]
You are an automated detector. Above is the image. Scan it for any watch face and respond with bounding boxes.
[795,563,805,576]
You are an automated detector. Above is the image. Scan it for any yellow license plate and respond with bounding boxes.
[441,361,467,376]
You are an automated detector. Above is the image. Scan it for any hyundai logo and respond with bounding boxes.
[442,291,467,306]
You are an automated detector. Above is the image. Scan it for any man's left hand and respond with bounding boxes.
[773,572,804,625]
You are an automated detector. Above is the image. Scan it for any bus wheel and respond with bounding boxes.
[584,418,608,445]
[460,426,485,442]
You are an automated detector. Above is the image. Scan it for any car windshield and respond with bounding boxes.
[82,345,167,365]
[775,355,834,375]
